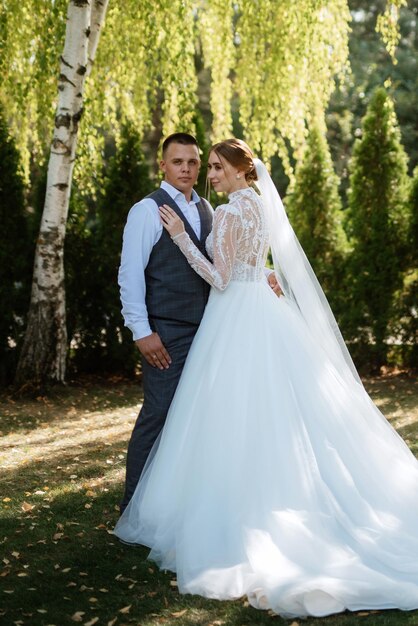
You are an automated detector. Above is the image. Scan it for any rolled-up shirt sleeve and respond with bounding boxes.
[118,200,160,341]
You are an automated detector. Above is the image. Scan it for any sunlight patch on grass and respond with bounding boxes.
[364,375,418,450]
[0,405,140,472]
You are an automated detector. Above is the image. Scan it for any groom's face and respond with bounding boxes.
[160,143,200,195]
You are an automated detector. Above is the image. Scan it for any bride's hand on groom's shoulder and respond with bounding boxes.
[159,205,185,238]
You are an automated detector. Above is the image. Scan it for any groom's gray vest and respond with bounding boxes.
[145,188,213,326]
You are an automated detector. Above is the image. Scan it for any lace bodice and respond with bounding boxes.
[172,187,269,290]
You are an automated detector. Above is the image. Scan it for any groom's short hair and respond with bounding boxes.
[162,132,199,156]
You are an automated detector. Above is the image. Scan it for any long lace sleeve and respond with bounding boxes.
[172,204,239,291]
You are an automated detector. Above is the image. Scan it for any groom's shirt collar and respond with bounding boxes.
[160,180,200,205]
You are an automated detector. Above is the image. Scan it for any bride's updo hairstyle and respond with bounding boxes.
[210,138,258,184]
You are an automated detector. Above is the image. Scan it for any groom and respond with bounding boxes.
[118,133,213,513]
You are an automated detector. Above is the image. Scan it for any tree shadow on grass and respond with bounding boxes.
[0,378,143,436]
[1,436,130,509]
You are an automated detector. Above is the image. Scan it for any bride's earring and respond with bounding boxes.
[236,174,241,180]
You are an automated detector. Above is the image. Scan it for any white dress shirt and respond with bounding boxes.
[118,181,206,341]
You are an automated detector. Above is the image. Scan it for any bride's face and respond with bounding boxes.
[207,151,246,194]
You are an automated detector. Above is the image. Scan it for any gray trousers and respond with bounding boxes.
[120,320,199,512]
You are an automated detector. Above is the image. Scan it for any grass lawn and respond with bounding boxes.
[1,372,418,626]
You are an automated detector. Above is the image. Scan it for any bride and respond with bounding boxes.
[114,138,418,618]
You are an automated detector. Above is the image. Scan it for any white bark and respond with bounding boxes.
[16,0,109,386]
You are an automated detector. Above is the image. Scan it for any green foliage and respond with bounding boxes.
[0,1,407,183]
[327,0,418,205]
[193,110,211,198]
[376,0,408,60]
[0,0,199,185]
[392,275,418,369]
[347,87,410,367]
[409,167,418,267]
[0,0,68,177]
[0,108,30,384]
[199,0,234,141]
[235,0,351,172]
[286,120,348,315]
[65,123,153,375]
[1,0,407,190]
[0,0,352,185]
[391,168,418,368]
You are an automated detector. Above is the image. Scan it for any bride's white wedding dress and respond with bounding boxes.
[115,187,418,618]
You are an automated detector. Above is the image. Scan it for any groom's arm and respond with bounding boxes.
[118,199,171,370]
[118,199,157,339]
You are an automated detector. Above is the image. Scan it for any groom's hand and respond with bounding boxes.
[135,333,172,370]
[267,272,283,297]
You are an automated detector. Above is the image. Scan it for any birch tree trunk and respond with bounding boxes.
[15,0,109,387]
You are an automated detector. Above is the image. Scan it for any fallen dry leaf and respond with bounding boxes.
[171,609,188,618]
[119,605,131,614]
[21,502,35,513]
[107,619,118,626]
[84,618,99,626]
[71,611,85,622]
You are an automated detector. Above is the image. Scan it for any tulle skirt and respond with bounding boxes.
[114,280,418,618]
